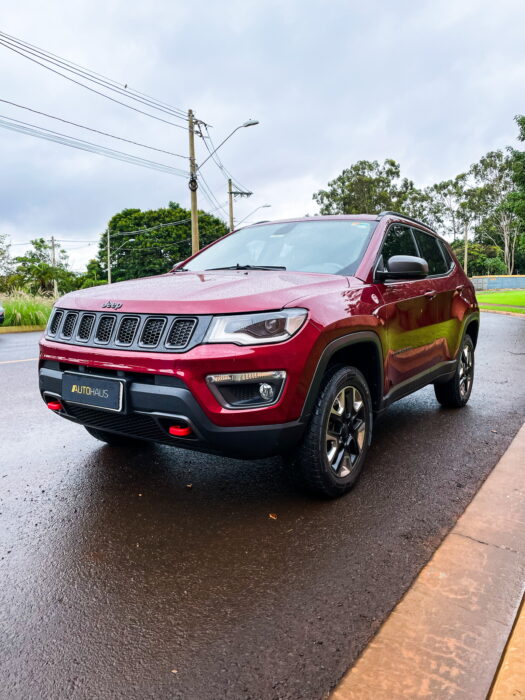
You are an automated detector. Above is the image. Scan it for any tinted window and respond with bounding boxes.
[438,240,455,271]
[412,228,447,275]
[185,220,377,275]
[380,224,418,267]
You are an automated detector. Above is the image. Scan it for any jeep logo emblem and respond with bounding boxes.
[102,301,122,310]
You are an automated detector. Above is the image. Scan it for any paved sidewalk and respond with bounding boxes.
[333,423,525,699]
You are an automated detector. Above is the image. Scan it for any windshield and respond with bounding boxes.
[184,219,377,275]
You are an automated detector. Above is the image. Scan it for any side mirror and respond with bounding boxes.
[376,255,428,281]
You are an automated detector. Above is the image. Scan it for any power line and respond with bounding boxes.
[201,123,250,193]
[0,34,190,131]
[0,115,188,177]
[0,30,190,121]
[0,99,188,159]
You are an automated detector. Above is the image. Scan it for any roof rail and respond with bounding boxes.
[377,210,435,231]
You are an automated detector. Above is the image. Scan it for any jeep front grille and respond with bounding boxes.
[166,319,197,348]
[95,315,116,343]
[77,313,95,341]
[45,310,206,353]
[61,312,78,339]
[116,316,139,345]
[140,317,166,347]
[49,310,63,335]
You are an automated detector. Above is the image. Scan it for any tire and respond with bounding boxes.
[434,334,475,408]
[290,366,373,499]
[84,425,149,447]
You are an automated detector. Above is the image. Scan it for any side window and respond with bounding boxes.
[380,224,418,268]
[412,228,447,275]
[438,240,455,271]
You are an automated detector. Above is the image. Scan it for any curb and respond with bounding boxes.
[0,325,46,334]
[332,422,525,699]
[480,309,525,318]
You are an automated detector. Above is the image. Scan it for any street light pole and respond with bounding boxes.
[188,109,199,255]
[236,204,271,227]
[228,178,234,232]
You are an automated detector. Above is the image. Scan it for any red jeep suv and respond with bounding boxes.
[39,212,479,498]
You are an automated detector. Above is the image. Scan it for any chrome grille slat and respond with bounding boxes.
[45,310,204,353]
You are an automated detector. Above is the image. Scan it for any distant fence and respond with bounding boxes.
[470,275,525,290]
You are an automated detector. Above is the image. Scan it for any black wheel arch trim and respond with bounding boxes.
[300,331,384,420]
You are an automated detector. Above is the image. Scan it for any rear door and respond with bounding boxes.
[411,226,461,364]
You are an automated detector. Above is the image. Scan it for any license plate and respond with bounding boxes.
[62,372,124,412]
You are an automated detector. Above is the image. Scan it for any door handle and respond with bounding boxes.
[455,285,465,292]
[424,290,437,300]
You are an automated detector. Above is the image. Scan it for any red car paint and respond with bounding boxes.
[39,214,479,450]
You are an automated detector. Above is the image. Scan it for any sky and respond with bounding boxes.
[1,0,524,271]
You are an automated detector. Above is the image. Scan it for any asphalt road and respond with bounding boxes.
[1,313,524,700]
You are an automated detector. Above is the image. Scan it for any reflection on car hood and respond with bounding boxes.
[56,270,351,314]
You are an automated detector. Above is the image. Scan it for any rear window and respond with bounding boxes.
[412,228,448,276]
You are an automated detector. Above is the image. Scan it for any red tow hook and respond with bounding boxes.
[168,424,192,437]
[47,401,63,411]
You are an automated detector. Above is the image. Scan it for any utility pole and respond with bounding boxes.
[188,109,199,254]
[107,228,111,284]
[50,235,58,298]
[227,180,253,231]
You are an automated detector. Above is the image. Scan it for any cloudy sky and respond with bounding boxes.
[1,0,524,270]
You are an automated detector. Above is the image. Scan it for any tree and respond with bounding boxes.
[13,238,78,294]
[450,241,506,276]
[0,233,13,291]
[98,201,228,283]
[78,258,106,289]
[425,177,467,241]
[313,159,421,215]
[470,150,519,274]
[506,115,525,272]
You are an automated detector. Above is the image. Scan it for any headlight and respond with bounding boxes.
[204,308,307,345]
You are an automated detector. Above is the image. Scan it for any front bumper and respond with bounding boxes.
[39,361,307,459]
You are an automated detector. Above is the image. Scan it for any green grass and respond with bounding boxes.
[0,292,54,327]
[476,290,525,307]
[479,305,525,315]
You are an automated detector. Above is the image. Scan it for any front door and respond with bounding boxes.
[374,223,438,397]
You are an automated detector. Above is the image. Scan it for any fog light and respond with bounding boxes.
[47,400,63,411]
[259,383,274,401]
[206,370,286,409]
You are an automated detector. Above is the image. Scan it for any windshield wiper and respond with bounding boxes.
[206,264,287,271]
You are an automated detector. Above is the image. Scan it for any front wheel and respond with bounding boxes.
[290,366,373,498]
[434,334,475,408]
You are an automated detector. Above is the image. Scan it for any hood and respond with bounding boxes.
[57,270,350,314]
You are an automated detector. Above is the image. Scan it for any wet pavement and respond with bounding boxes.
[1,313,524,700]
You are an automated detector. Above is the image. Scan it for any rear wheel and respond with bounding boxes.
[290,366,373,498]
[84,426,149,447]
[434,335,475,408]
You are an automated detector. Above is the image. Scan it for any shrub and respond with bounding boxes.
[0,291,54,327]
